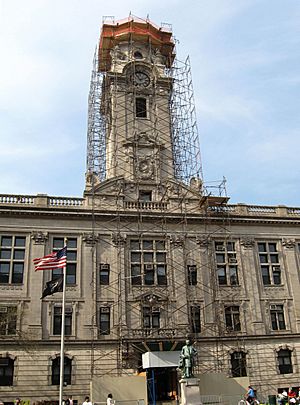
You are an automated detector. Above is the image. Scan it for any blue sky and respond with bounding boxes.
[0,0,299,206]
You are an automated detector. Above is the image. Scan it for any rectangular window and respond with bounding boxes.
[0,357,14,386]
[99,307,110,335]
[52,238,77,285]
[99,264,110,285]
[270,304,286,330]
[278,349,293,374]
[52,357,72,386]
[188,265,197,285]
[225,306,241,332]
[231,351,247,377]
[0,236,25,284]
[136,97,147,118]
[143,306,160,329]
[0,306,17,336]
[214,241,239,286]
[130,239,167,286]
[258,242,281,285]
[139,191,152,201]
[53,306,72,336]
[191,306,201,333]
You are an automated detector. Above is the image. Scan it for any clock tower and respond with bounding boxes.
[97,17,176,186]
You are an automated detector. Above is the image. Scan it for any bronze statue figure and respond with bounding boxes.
[178,339,197,379]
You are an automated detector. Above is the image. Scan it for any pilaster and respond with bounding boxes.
[27,231,49,338]
[240,237,265,335]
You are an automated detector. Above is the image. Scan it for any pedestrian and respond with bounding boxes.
[66,396,73,405]
[82,396,92,405]
[245,386,255,405]
[107,394,114,405]
[288,389,296,404]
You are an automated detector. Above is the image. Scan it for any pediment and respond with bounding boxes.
[162,178,203,201]
[84,176,124,196]
[136,292,168,304]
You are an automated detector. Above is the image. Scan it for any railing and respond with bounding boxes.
[200,395,222,405]
[287,207,300,215]
[0,193,299,218]
[127,327,188,338]
[48,197,84,206]
[247,205,276,213]
[207,205,237,213]
[0,194,35,204]
[124,201,168,210]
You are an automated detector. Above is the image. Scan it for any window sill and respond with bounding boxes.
[131,284,168,287]
[263,284,284,288]
[0,284,23,289]
[218,284,241,288]
[49,334,75,339]
[224,329,242,334]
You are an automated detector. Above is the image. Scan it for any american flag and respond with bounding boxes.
[34,246,67,271]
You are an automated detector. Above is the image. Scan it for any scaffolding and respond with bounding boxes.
[86,22,203,186]
[85,14,251,401]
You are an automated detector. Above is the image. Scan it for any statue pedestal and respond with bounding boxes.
[179,378,202,405]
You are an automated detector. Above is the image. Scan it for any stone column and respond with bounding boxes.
[282,239,300,331]
[111,232,127,332]
[28,231,48,339]
[240,237,265,335]
[82,232,99,340]
[169,234,188,334]
[196,236,214,325]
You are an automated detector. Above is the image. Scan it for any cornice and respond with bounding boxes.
[1,332,300,347]
[0,206,300,227]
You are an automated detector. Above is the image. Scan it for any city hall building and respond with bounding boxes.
[0,16,300,405]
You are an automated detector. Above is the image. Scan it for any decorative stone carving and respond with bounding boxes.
[82,233,100,246]
[189,177,203,194]
[109,179,124,193]
[85,171,100,188]
[110,45,127,63]
[136,156,154,180]
[196,235,211,247]
[143,294,160,306]
[240,238,255,249]
[31,231,48,244]
[282,239,296,249]
[125,183,137,192]
[111,232,126,247]
[152,48,165,65]
[169,234,185,247]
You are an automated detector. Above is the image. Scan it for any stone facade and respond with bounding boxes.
[1,196,300,402]
[1,16,300,405]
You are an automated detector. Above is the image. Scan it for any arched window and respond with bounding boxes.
[51,356,72,385]
[277,349,293,374]
[134,51,143,59]
[230,351,247,377]
[0,357,14,386]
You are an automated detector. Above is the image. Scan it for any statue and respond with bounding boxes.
[178,339,197,379]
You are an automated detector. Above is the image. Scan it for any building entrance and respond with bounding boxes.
[142,351,181,404]
[147,367,178,404]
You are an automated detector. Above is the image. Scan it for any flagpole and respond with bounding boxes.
[59,242,67,405]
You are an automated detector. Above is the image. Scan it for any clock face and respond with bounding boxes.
[132,71,150,87]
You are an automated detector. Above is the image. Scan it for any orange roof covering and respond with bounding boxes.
[98,17,175,71]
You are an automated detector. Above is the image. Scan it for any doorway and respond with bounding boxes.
[147,367,178,404]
